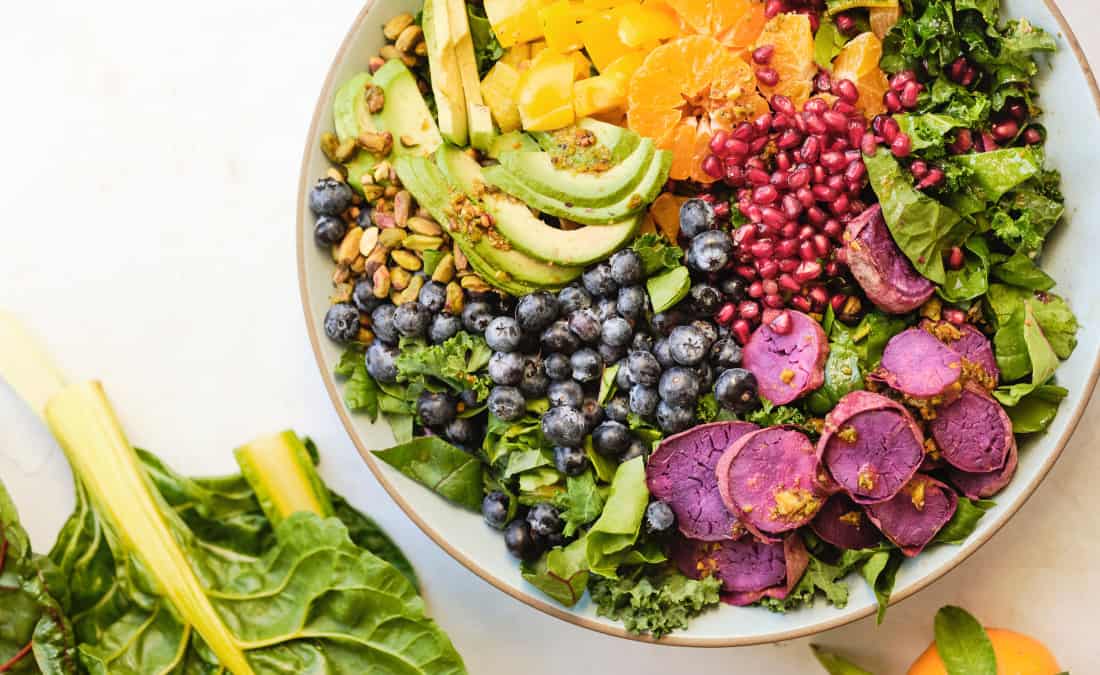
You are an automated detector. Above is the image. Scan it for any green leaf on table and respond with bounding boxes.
[811,645,874,675]
[331,493,419,589]
[521,538,590,607]
[991,251,1055,291]
[589,567,721,639]
[585,457,651,578]
[374,436,485,511]
[934,498,995,545]
[935,606,997,675]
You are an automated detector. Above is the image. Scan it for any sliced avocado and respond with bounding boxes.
[498,137,656,207]
[445,0,495,152]
[422,0,468,146]
[488,131,540,159]
[394,154,583,290]
[333,72,373,143]
[371,60,443,157]
[483,149,672,225]
[532,117,639,163]
[436,145,639,266]
[343,151,381,196]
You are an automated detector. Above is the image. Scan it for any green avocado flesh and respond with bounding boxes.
[333,72,373,143]
[483,148,671,226]
[488,131,540,158]
[532,117,638,163]
[371,60,442,157]
[422,0,468,146]
[498,137,656,207]
[436,145,639,266]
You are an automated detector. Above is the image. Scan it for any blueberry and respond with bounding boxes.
[689,283,723,316]
[653,338,676,368]
[582,263,619,298]
[516,330,541,355]
[621,439,649,463]
[548,380,584,409]
[460,389,481,408]
[629,384,660,417]
[594,297,620,322]
[527,503,563,536]
[615,360,635,390]
[366,342,400,383]
[429,313,463,344]
[616,285,648,320]
[418,281,447,314]
[656,401,695,434]
[679,198,716,238]
[504,519,539,561]
[482,491,511,529]
[570,348,603,383]
[601,316,633,348]
[652,309,685,335]
[533,531,565,550]
[714,368,759,413]
[645,500,676,533]
[371,305,399,344]
[720,277,747,303]
[445,416,483,447]
[627,350,662,387]
[393,302,431,338]
[314,215,347,247]
[609,249,643,286]
[605,395,630,423]
[568,308,602,343]
[592,420,632,455]
[558,284,592,315]
[632,332,655,352]
[309,177,354,216]
[669,325,707,366]
[659,367,701,407]
[324,303,360,342]
[554,445,589,476]
[710,338,743,369]
[352,278,382,313]
[541,320,580,355]
[484,316,522,353]
[519,357,549,398]
[488,386,526,421]
[691,320,719,349]
[417,391,457,428]
[695,362,715,391]
[462,301,494,334]
[542,406,587,447]
[598,341,626,364]
[516,291,559,333]
[489,351,525,385]
[544,352,572,380]
[356,206,374,229]
[688,231,732,273]
[580,397,604,432]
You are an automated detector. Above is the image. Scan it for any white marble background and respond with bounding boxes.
[1,1,1097,671]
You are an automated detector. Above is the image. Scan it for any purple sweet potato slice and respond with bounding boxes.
[811,492,884,550]
[818,391,925,504]
[948,442,1018,499]
[864,474,958,557]
[670,534,809,606]
[716,427,828,539]
[930,384,1014,473]
[924,320,999,389]
[646,421,759,541]
[743,310,828,405]
[873,328,963,402]
[844,205,936,314]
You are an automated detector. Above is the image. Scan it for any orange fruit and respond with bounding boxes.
[648,192,689,240]
[869,5,902,40]
[907,628,1061,675]
[831,31,889,118]
[664,0,766,57]
[627,35,768,182]
[754,13,816,108]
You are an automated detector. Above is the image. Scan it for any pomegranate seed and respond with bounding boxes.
[835,78,859,103]
[950,128,974,154]
[798,224,815,241]
[830,293,848,311]
[770,310,793,334]
[776,151,793,171]
[793,112,808,134]
[717,302,737,325]
[764,294,786,309]
[772,95,796,116]
[900,80,922,109]
[822,110,848,133]
[814,71,832,93]
[949,57,969,83]
[833,100,857,116]
[724,138,750,157]
[821,151,846,172]
[736,265,758,280]
[724,162,745,185]
[753,113,773,135]
[778,274,802,292]
[891,133,912,158]
[794,260,823,283]
[848,122,865,149]
[992,119,1020,141]
[861,132,879,156]
[770,172,788,191]
[778,128,803,150]
[764,0,785,19]
[761,279,779,296]
[799,240,817,262]
[844,160,866,183]
[826,174,846,192]
[805,98,828,115]
[796,188,815,210]
[813,184,839,201]
[747,168,771,186]
[750,240,774,259]
[739,300,762,319]
[890,70,916,92]
[910,160,929,179]
[750,136,770,153]
[813,233,831,257]
[943,308,966,325]
[702,155,723,178]
[779,258,800,273]
[789,165,812,189]
[825,260,845,277]
[733,122,755,142]
[813,164,828,184]
[758,259,779,279]
[881,117,901,143]
[734,224,756,246]
[835,12,856,34]
[782,194,803,219]
[738,200,753,219]
[756,67,780,87]
[709,129,730,154]
[884,90,903,114]
[747,205,763,222]
[799,136,821,164]
[776,238,799,258]
[806,206,827,225]
[713,201,730,218]
[746,156,767,171]
[780,221,800,238]
[753,44,775,65]
[946,246,965,270]
[732,319,752,345]
[747,281,765,298]
[979,131,998,152]
[917,168,945,190]
[805,113,828,135]
[791,295,813,312]
[824,219,843,239]
[761,206,786,228]
[1022,127,1043,145]
[809,285,830,307]
[960,66,977,88]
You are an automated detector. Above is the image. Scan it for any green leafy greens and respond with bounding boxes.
[589,568,721,638]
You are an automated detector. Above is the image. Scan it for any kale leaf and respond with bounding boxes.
[589,567,721,638]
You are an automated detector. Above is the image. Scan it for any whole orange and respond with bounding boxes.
[907,628,1061,675]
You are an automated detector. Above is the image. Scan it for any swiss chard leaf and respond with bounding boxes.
[521,538,589,607]
[584,457,653,578]
[374,436,485,511]
[589,566,721,639]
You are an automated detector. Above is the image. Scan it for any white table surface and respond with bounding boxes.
[1,1,1098,672]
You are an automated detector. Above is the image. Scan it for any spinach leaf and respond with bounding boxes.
[335,347,380,420]
[860,549,902,623]
[949,146,1043,202]
[995,384,1068,433]
[521,538,589,606]
[1023,299,1058,385]
[589,567,721,638]
[934,606,997,675]
[864,149,963,284]
[811,645,874,675]
[585,457,653,577]
[584,437,619,483]
[806,329,864,416]
[895,112,969,158]
[939,234,990,303]
[466,3,503,78]
[375,436,485,511]
[598,363,619,404]
[814,15,849,69]
[990,251,1055,290]
[934,498,994,544]
[993,305,1030,382]
[555,471,605,537]
[631,233,684,276]
[987,284,1078,363]
[502,448,551,478]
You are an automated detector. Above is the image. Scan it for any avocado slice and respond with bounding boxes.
[436,145,640,266]
[422,0,468,146]
[343,151,381,196]
[483,148,672,225]
[532,118,639,163]
[445,0,496,152]
[488,131,540,159]
[333,72,373,143]
[394,154,582,290]
[498,137,656,207]
[371,60,443,157]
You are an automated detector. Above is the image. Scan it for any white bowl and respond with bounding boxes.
[297,0,1100,646]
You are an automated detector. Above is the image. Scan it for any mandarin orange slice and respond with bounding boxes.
[664,0,765,57]
[627,35,768,182]
[754,13,816,108]
[831,32,889,118]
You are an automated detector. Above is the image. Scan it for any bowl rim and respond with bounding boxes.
[296,0,1100,647]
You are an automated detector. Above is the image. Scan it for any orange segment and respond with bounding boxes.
[754,13,816,108]
[627,35,766,182]
[648,192,689,240]
[832,31,889,118]
[870,5,901,40]
[663,0,765,56]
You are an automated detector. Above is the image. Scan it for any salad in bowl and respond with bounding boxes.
[303,0,1083,640]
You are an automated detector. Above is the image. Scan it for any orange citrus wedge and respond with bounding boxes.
[831,31,889,118]
[754,12,816,108]
[664,0,765,57]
